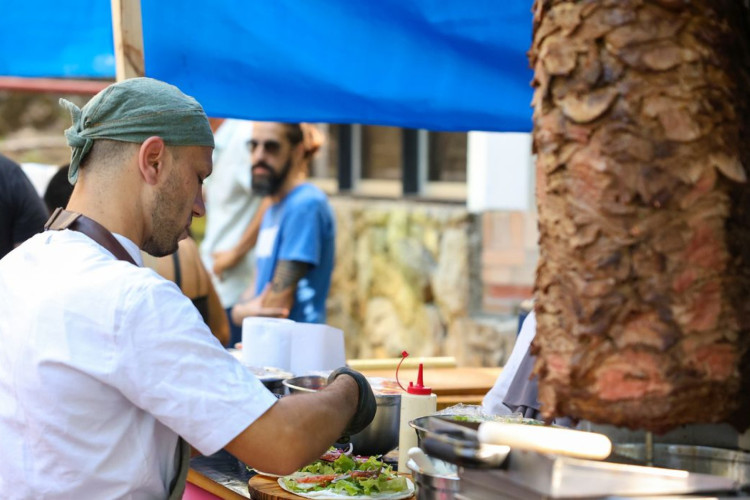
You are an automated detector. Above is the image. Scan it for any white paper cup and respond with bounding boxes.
[289,323,346,374]
[241,317,295,371]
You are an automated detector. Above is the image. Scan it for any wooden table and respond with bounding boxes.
[361,366,502,410]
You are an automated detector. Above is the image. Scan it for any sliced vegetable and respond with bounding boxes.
[281,447,409,496]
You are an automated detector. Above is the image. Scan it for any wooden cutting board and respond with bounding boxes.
[247,474,416,500]
[248,475,298,500]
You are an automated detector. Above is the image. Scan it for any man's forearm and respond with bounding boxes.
[263,260,310,310]
[234,197,272,257]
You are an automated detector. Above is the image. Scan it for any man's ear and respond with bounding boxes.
[291,141,306,167]
[138,136,167,185]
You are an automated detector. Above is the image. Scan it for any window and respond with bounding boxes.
[421,130,467,200]
[361,126,402,181]
[308,124,467,201]
[428,132,467,183]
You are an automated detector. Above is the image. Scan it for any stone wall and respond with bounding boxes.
[0,91,86,165]
[326,197,522,368]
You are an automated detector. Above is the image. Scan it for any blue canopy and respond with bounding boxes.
[0,1,114,78]
[1,1,533,132]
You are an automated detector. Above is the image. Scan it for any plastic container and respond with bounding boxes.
[396,351,437,473]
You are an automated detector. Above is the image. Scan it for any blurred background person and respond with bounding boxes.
[232,122,334,325]
[0,153,48,259]
[42,164,73,214]
[143,236,230,346]
[201,119,269,347]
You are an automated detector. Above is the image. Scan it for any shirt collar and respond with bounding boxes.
[112,233,144,267]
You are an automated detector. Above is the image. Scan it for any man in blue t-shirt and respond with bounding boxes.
[231,122,335,324]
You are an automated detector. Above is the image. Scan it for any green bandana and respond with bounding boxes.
[60,77,215,184]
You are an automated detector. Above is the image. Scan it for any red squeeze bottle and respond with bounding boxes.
[396,351,437,473]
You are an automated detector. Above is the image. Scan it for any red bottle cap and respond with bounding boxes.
[395,351,432,395]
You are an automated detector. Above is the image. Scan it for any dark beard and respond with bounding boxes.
[251,159,293,196]
[142,174,182,257]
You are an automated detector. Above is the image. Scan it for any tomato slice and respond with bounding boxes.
[295,474,338,484]
[319,451,341,462]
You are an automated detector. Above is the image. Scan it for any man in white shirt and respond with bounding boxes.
[200,119,267,346]
[483,311,572,427]
[483,311,538,415]
[0,78,375,499]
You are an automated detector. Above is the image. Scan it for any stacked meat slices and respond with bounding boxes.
[530,0,750,433]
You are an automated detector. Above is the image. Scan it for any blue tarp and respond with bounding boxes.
[0,1,115,78]
[1,1,534,132]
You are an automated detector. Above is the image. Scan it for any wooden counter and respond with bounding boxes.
[361,366,502,409]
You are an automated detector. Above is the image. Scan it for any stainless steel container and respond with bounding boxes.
[260,377,287,397]
[407,457,459,500]
[348,393,400,456]
[283,375,401,456]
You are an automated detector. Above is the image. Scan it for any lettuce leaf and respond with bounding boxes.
[329,479,361,496]
[283,450,410,497]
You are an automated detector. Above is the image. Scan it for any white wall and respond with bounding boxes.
[467,132,535,213]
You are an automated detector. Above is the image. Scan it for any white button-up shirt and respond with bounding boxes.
[0,230,277,499]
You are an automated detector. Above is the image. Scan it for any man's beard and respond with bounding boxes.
[251,159,293,196]
[142,174,183,257]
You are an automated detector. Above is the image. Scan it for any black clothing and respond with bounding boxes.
[0,155,49,259]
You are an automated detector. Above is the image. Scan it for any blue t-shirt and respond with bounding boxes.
[254,183,335,323]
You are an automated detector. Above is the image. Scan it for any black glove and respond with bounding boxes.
[328,367,377,439]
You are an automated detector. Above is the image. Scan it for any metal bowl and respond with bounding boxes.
[407,456,459,500]
[246,366,294,397]
[283,375,401,456]
[283,375,328,393]
[260,378,287,397]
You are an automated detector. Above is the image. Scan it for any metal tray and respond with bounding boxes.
[410,416,509,469]
[458,451,739,499]
[502,449,738,498]
[412,417,740,497]
[612,443,750,488]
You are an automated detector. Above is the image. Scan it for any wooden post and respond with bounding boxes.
[111,0,145,80]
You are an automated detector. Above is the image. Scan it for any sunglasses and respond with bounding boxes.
[248,139,282,155]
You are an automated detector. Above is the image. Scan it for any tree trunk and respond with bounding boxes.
[531,0,750,433]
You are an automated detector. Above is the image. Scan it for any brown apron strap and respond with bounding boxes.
[44,208,137,266]
[167,437,191,500]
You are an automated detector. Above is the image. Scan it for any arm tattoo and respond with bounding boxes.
[271,260,310,293]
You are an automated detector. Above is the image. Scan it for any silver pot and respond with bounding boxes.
[283,375,401,456]
[407,456,459,500]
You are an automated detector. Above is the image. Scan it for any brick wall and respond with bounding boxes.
[480,210,538,314]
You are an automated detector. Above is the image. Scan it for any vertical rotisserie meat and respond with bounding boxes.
[531,0,750,433]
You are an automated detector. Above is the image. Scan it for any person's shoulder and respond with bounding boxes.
[5,231,168,294]
[0,154,20,170]
[287,183,330,207]
[0,155,24,183]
